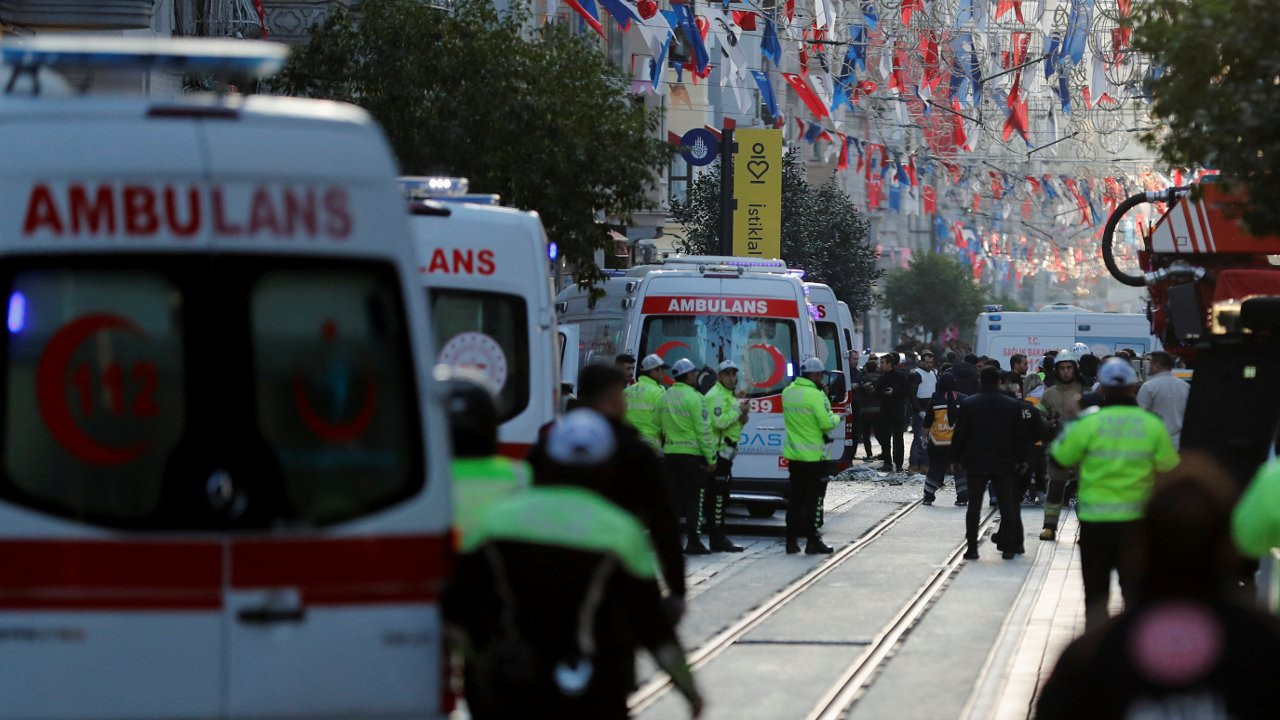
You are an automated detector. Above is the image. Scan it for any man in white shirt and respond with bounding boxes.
[1137,351,1190,448]
[908,350,938,472]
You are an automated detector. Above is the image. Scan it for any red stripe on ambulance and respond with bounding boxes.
[641,296,800,318]
[0,534,449,610]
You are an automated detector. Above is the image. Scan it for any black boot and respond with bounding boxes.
[805,537,834,554]
[710,535,744,553]
[786,538,802,554]
[964,540,979,560]
[684,537,712,555]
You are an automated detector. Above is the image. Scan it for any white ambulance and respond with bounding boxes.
[0,39,454,719]
[805,283,851,468]
[975,304,1155,369]
[622,256,822,515]
[402,178,559,458]
[555,271,645,377]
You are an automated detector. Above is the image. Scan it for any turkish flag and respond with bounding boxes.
[782,73,831,118]
[732,10,756,30]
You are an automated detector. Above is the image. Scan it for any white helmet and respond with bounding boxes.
[546,409,616,467]
[1070,342,1093,357]
[670,357,697,377]
[800,357,826,374]
[1053,350,1078,367]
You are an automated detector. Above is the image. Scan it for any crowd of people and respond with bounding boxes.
[436,340,1280,718]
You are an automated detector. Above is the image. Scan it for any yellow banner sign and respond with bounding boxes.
[732,128,782,258]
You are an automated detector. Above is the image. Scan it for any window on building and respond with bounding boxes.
[670,154,693,206]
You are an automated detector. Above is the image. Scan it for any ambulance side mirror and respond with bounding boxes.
[825,371,847,404]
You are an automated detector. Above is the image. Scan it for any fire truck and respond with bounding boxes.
[1101,181,1280,483]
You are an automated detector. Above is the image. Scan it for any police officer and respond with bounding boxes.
[625,353,668,451]
[661,357,718,555]
[782,357,841,555]
[951,366,1029,560]
[704,360,747,553]
[1049,358,1179,629]
[444,409,704,719]
[1039,349,1086,541]
[444,370,531,543]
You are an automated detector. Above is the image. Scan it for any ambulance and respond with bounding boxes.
[975,304,1155,368]
[555,271,645,378]
[402,177,559,458]
[0,39,453,719]
[621,256,825,515]
[805,283,852,468]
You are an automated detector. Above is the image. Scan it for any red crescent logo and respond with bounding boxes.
[35,314,148,465]
[292,373,378,443]
[653,341,690,386]
[747,343,787,388]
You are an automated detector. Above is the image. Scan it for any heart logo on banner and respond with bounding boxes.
[747,160,769,179]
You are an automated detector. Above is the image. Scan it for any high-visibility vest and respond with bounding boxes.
[782,377,839,462]
[452,455,531,542]
[623,375,666,449]
[705,381,744,458]
[660,382,716,463]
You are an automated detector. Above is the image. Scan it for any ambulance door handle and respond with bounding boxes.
[238,606,306,625]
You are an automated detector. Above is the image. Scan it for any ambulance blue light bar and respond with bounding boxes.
[398,176,501,205]
[0,36,289,77]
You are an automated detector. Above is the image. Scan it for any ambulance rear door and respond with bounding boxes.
[806,284,848,462]
[412,202,556,458]
[1074,312,1153,357]
[201,104,452,719]
[0,109,224,720]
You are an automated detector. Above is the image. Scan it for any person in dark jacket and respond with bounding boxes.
[874,353,909,474]
[951,354,981,395]
[526,364,687,620]
[951,366,1029,559]
[857,357,881,460]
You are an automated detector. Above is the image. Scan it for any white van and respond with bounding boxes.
[0,40,453,719]
[975,305,1154,368]
[404,180,559,458]
[623,257,819,513]
[806,283,851,467]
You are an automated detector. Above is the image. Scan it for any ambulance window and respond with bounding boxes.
[430,290,530,421]
[2,270,185,522]
[639,315,799,399]
[816,322,843,372]
[251,268,420,526]
[577,317,624,368]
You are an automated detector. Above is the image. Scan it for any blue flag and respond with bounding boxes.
[751,70,778,118]
[762,14,782,67]
[672,4,709,74]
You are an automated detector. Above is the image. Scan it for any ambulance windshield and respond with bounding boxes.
[639,315,798,399]
[816,322,843,373]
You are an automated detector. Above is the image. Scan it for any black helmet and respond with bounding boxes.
[438,367,499,458]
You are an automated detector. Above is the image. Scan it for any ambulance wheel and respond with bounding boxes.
[747,504,777,519]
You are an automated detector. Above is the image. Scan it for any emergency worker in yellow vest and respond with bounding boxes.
[704,360,748,553]
[661,357,718,555]
[921,372,968,506]
[1040,350,1086,539]
[445,371,531,543]
[624,353,668,451]
[1049,358,1179,630]
[782,357,841,555]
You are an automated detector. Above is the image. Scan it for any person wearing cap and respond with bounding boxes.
[625,353,669,451]
[443,369,532,544]
[444,409,704,719]
[661,357,719,555]
[1048,357,1179,629]
[527,364,687,621]
[1038,349,1086,541]
[782,357,841,554]
[702,360,748,553]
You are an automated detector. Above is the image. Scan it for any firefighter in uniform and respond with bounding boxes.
[1039,349,1086,540]
[704,360,747,553]
[661,357,718,555]
[444,371,531,542]
[624,353,668,451]
[782,357,841,555]
[1049,358,1179,630]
